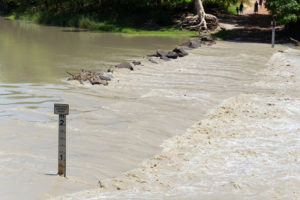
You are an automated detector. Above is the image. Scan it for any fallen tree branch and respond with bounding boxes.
[290,37,300,45]
[66,71,75,77]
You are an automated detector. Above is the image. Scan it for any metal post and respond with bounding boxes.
[58,114,66,177]
[271,19,276,48]
[54,104,69,177]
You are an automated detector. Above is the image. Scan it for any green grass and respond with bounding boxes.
[227,0,251,15]
[93,23,195,36]
[228,4,238,15]
[6,12,196,37]
[7,14,16,20]
[212,29,229,40]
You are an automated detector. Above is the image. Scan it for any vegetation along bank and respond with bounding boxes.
[0,1,298,38]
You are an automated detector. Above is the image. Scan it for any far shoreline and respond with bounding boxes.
[3,13,197,37]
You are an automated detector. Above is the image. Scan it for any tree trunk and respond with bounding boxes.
[195,0,207,30]
[0,0,6,10]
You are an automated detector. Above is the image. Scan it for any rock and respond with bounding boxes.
[115,62,134,71]
[167,51,178,59]
[201,36,216,46]
[201,36,214,42]
[173,48,188,57]
[107,68,114,73]
[161,56,170,61]
[189,38,201,48]
[156,49,167,58]
[147,53,159,57]
[180,38,201,49]
[104,73,114,79]
[67,70,113,86]
[80,70,93,81]
[80,73,89,81]
[89,76,108,86]
[179,40,190,47]
[147,57,158,64]
[132,61,142,66]
[151,50,170,61]
[99,75,111,81]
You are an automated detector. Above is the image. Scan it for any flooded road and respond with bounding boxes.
[60,48,300,200]
[0,17,188,199]
[0,17,295,200]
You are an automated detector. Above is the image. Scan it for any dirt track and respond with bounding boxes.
[243,0,269,15]
[218,0,290,43]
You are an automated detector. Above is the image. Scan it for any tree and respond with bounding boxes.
[181,0,219,31]
[0,0,8,12]
[265,0,300,38]
[195,0,208,29]
[265,0,300,24]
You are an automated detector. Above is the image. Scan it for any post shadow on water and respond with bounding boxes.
[44,173,59,176]
[216,13,290,44]
[44,173,69,179]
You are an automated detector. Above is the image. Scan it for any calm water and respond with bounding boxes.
[0,17,284,200]
[0,17,187,83]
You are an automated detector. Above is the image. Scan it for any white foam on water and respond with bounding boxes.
[52,48,300,200]
[1,41,291,199]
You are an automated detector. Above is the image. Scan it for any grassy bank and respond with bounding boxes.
[211,29,229,40]
[6,11,196,36]
[226,0,251,15]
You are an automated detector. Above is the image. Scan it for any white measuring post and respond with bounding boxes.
[54,104,69,177]
[271,19,276,48]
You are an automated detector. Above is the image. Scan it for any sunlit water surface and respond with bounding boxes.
[0,17,287,200]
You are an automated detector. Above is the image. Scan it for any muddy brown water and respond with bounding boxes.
[0,17,187,83]
[0,17,285,199]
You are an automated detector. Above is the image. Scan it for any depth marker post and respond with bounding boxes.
[271,19,276,48]
[54,103,69,177]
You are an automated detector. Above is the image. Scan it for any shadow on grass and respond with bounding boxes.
[219,13,272,28]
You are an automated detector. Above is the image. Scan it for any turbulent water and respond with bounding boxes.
[0,17,188,200]
[55,48,300,200]
[1,17,299,200]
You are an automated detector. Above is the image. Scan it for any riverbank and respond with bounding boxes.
[52,45,300,200]
[5,11,196,36]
